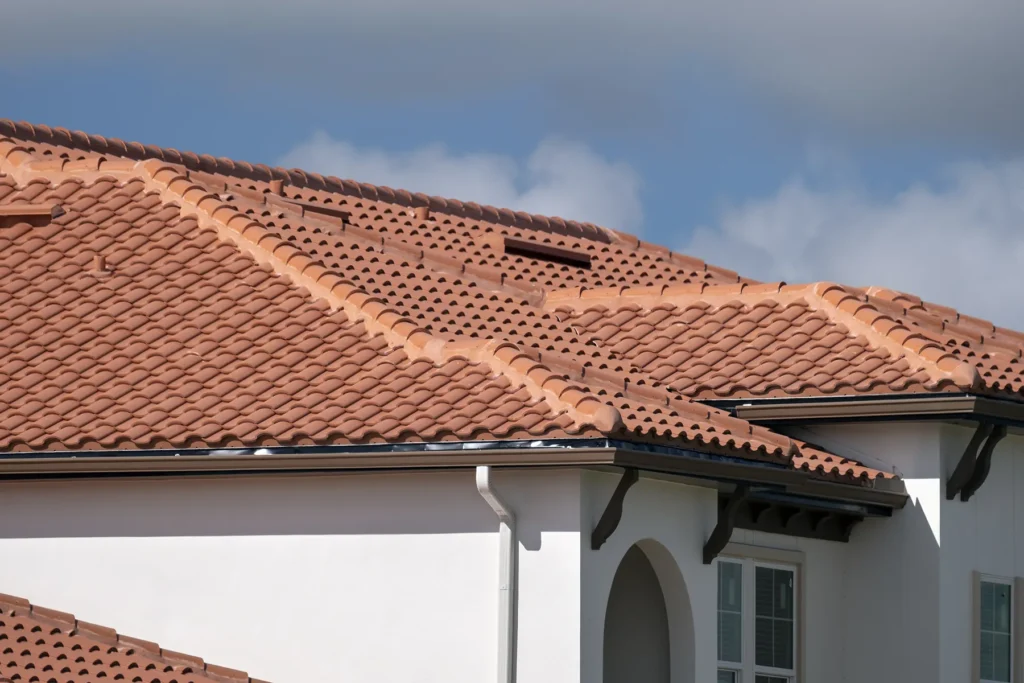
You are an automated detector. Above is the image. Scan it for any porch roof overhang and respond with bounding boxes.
[720,393,1024,431]
[0,438,906,556]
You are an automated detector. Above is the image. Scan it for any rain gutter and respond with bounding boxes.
[0,438,907,509]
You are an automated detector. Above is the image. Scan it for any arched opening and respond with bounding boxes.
[601,539,695,683]
[603,544,671,683]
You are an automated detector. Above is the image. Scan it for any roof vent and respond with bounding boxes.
[413,206,431,221]
[503,236,591,269]
[0,204,65,228]
[268,179,285,195]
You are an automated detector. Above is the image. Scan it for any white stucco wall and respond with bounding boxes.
[938,426,1024,683]
[0,468,584,683]
[5,423,1007,683]
[580,469,859,683]
[791,421,1024,683]
[581,470,718,683]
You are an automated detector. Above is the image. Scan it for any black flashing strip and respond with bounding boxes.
[0,437,906,508]
[0,437,792,468]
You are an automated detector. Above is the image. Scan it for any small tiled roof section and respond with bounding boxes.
[0,593,268,683]
[0,119,912,485]
[549,282,1024,399]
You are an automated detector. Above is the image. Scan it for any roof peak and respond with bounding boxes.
[0,119,626,245]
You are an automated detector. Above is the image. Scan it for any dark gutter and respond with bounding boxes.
[714,393,1024,429]
[0,437,906,509]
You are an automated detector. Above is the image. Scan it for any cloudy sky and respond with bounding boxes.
[2,1,1022,325]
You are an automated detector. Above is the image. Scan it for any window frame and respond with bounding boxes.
[975,572,1016,683]
[716,559,744,681]
[716,543,804,683]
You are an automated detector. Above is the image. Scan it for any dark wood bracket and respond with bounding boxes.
[947,423,1007,502]
[703,484,751,564]
[961,425,1008,502]
[591,468,639,550]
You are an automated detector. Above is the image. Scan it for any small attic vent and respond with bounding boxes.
[503,236,591,269]
[0,204,65,228]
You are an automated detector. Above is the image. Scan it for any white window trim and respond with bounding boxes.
[717,543,805,683]
[973,571,1020,683]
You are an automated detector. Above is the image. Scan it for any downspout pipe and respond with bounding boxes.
[476,465,517,683]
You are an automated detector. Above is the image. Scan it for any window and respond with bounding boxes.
[980,578,1013,683]
[717,557,798,683]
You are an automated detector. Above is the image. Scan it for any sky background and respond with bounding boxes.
[2,1,1022,325]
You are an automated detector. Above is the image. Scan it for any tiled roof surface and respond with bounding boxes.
[0,119,970,485]
[550,282,1024,399]
[0,593,267,683]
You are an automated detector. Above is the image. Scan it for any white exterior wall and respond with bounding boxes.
[939,426,1024,682]
[3,424,1012,683]
[579,470,854,683]
[0,468,584,683]
[792,421,1024,683]
[580,470,718,683]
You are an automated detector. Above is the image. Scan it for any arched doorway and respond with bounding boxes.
[603,544,671,683]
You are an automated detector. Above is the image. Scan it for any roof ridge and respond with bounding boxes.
[808,282,982,391]
[865,286,1024,357]
[437,338,623,432]
[0,119,620,245]
[0,593,267,682]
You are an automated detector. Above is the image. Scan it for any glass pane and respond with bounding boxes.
[980,631,994,680]
[994,584,1012,633]
[755,615,774,667]
[719,612,742,662]
[717,670,738,683]
[980,581,1013,682]
[774,618,794,670]
[774,569,794,619]
[981,582,994,631]
[756,567,773,617]
[755,676,790,683]
[993,633,1012,682]
[719,562,743,611]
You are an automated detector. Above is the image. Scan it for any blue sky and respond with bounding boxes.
[2,1,1023,325]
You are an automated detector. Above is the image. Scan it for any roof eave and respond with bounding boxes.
[0,438,907,509]
[721,393,1024,431]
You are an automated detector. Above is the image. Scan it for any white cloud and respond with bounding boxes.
[279,132,643,231]
[686,159,1024,328]
[2,0,1022,142]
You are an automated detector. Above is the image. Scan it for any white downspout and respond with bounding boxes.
[476,465,517,683]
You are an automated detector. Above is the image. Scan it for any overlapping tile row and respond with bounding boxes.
[0,176,585,451]
[551,282,1024,399]
[0,120,903,483]
[589,384,887,480]
[0,593,267,683]
[554,298,935,398]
